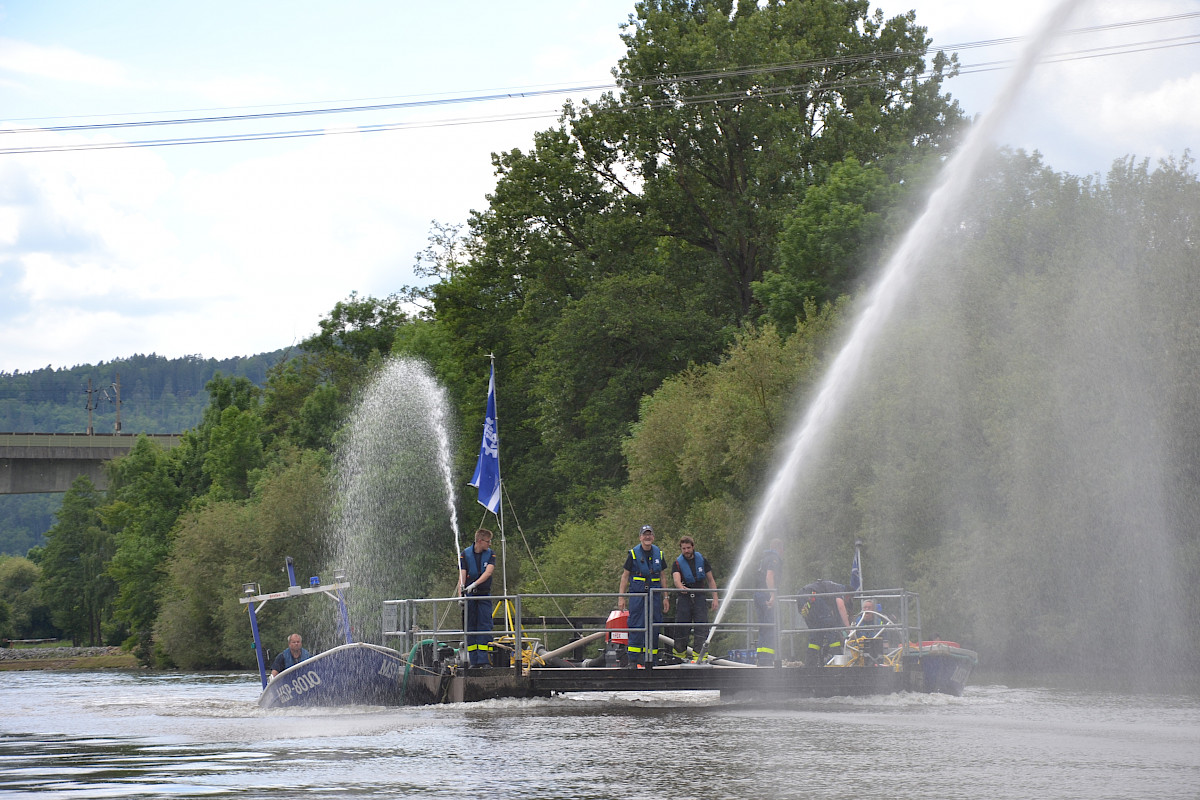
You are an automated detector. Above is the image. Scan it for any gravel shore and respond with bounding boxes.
[0,646,124,661]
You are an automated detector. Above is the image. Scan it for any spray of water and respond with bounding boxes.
[321,357,462,644]
[702,0,1086,652]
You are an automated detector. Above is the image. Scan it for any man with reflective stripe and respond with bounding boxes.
[459,528,497,667]
[799,579,851,666]
[672,535,718,659]
[617,525,670,667]
[754,540,783,666]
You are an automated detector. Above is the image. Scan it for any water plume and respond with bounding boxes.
[320,357,462,644]
[705,0,1086,649]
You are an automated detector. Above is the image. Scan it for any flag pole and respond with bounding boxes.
[467,355,510,632]
[853,539,865,595]
[489,354,508,601]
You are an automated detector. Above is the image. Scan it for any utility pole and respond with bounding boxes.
[83,378,96,435]
[112,373,122,433]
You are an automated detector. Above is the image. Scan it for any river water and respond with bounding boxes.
[2,670,1198,799]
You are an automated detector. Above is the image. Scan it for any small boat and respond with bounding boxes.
[258,642,408,709]
[239,557,408,709]
[908,640,978,696]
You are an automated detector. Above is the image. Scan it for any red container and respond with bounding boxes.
[606,609,629,644]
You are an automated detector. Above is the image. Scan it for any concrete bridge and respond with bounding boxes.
[0,433,183,494]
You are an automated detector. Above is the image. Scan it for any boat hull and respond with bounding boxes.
[904,643,978,696]
[258,642,407,708]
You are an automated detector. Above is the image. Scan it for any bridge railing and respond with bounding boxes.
[0,432,182,449]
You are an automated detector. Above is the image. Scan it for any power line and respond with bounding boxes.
[4,11,1196,132]
[1,15,1196,155]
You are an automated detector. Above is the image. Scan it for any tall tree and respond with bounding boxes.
[572,0,960,315]
[104,436,188,661]
[36,477,114,646]
[422,0,962,530]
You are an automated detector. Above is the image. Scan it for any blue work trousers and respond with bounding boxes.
[465,597,494,666]
[754,592,776,665]
[627,591,664,664]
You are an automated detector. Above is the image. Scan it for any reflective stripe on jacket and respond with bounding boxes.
[628,545,664,592]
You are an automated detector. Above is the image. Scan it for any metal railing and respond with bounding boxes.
[381,587,921,672]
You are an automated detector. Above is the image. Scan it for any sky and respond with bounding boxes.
[0,0,1196,374]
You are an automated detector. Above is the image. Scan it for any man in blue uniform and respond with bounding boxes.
[754,539,783,666]
[618,525,670,667]
[459,528,497,667]
[798,579,851,666]
[671,535,719,659]
[269,633,310,678]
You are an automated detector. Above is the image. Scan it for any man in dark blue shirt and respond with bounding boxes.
[459,528,497,667]
[671,535,719,659]
[270,633,311,678]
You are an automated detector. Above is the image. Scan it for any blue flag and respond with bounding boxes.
[849,549,861,592]
[468,364,501,513]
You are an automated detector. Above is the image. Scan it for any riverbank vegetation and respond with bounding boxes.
[2,0,1197,678]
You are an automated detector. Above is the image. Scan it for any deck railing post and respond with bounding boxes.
[773,589,782,668]
[514,594,523,678]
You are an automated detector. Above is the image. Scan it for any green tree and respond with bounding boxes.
[422,0,961,536]
[36,477,114,646]
[572,0,960,315]
[104,436,188,662]
[203,405,266,501]
[754,156,905,329]
[0,556,53,639]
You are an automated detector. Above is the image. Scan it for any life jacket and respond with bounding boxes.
[280,647,310,670]
[799,580,847,629]
[628,544,664,592]
[461,546,494,594]
[675,552,709,588]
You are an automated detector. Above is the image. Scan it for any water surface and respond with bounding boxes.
[3,671,1198,799]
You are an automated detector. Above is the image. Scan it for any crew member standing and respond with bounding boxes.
[798,579,851,666]
[754,539,784,666]
[672,536,718,659]
[618,525,670,666]
[459,528,497,667]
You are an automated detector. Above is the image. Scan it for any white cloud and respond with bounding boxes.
[0,0,1195,372]
[0,37,127,87]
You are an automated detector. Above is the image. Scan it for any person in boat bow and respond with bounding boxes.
[672,535,718,660]
[269,633,311,678]
[459,528,497,667]
[618,525,670,667]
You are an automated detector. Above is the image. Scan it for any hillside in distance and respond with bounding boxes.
[0,350,290,434]
[0,349,292,557]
